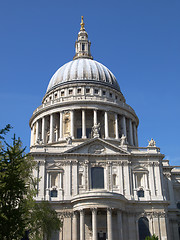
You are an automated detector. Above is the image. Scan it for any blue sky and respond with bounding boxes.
[0,0,179,165]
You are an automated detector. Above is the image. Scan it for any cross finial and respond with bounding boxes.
[80,16,85,31]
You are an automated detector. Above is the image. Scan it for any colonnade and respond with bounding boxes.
[31,109,138,146]
[72,208,123,240]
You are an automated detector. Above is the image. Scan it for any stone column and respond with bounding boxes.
[46,172,50,200]
[167,174,176,207]
[49,114,54,143]
[59,172,63,189]
[123,162,131,198]
[128,213,136,240]
[94,109,97,125]
[82,110,86,139]
[30,125,34,146]
[159,215,168,240]
[118,162,124,195]
[59,112,63,140]
[36,120,39,143]
[71,110,74,139]
[153,215,160,239]
[148,163,156,198]
[72,211,78,240]
[128,119,133,145]
[115,113,119,139]
[42,117,45,144]
[80,209,85,240]
[105,111,109,139]
[121,116,127,137]
[117,210,123,240]
[133,122,137,147]
[92,208,97,240]
[154,162,163,198]
[107,208,113,240]
[38,161,46,199]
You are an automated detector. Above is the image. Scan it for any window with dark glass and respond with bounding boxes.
[137,189,144,197]
[79,173,83,185]
[95,89,99,94]
[138,217,150,240]
[86,128,92,138]
[86,88,90,93]
[69,89,73,95]
[61,91,64,96]
[91,167,104,189]
[50,190,58,197]
[109,93,112,98]
[102,91,106,95]
[82,43,85,51]
[77,128,82,138]
[113,174,116,186]
[77,88,81,94]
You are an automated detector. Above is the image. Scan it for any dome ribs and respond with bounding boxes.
[84,59,91,79]
[71,60,78,80]
[46,59,121,93]
[95,61,106,82]
[62,62,71,83]
[90,60,99,81]
[66,61,74,82]
[77,59,84,80]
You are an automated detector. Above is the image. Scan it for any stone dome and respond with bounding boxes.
[46,58,121,93]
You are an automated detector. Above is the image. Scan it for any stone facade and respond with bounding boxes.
[29,17,180,240]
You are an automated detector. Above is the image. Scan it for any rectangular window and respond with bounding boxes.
[86,88,90,93]
[61,91,64,96]
[77,128,82,138]
[109,93,112,98]
[86,128,92,138]
[103,91,106,95]
[50,190,58,197]
[77,88,81,94]
[82,43,85,51]
[69,89,73,95]
[94,89,99,94]
[91,167,104,189]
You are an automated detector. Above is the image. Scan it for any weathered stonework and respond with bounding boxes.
[30,18,180,240]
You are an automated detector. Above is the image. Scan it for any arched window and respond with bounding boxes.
[138,217,150,240]
[91,167,104,189]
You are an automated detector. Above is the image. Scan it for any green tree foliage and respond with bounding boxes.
[0,124,12,140]
[145,234,159,240]
[0,126,62,240]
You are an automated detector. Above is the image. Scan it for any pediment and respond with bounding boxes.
[47,163,63,170]
[64,138,130,155]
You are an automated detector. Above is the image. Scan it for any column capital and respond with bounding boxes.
[80,209,84,214]
[107,207,113,213]
[91,208,97,213]
[73,211,78,216]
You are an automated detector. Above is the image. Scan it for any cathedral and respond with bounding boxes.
[29,17,180,240]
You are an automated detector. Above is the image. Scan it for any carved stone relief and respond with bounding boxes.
[88,144,105,154]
